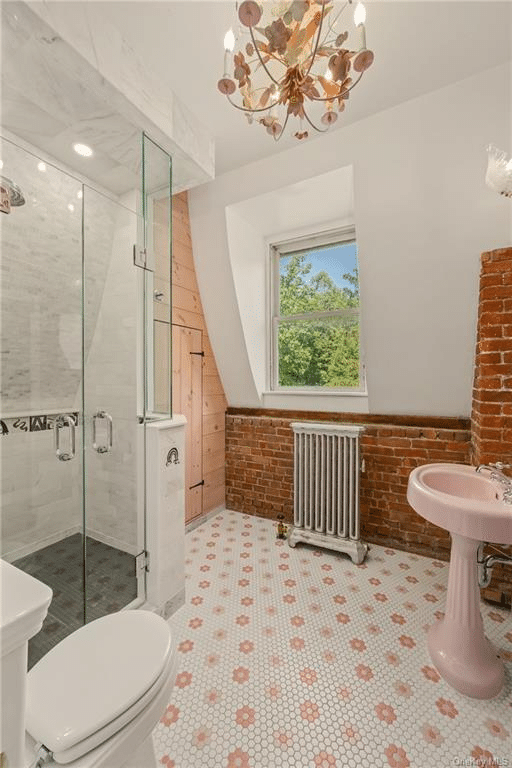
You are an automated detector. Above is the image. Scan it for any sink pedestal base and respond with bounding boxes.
[428,534,504,699]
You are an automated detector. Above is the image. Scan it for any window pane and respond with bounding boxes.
[277,315,360,388]
[279,242,359,316]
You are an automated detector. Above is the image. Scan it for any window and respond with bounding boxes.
[270,228,364,392]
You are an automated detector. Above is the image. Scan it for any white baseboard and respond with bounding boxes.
[2,525,82,563]
[185,506,224,534]
[85,527,139,556]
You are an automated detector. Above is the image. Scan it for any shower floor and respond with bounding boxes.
[13,534,137,668]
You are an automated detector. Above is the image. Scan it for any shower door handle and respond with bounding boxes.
[92,410,113,454]
[54,414,76,462]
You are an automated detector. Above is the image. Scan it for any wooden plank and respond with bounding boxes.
[203,413,225,436]
[153,276,171,323]
[173,260,199,294]
[203,354,220,378]
[189,328,203,489]
[172,306,205,332]
[173,284,203,315]
[203,431,225,474]
[204,466,225,493]
[154,320,170,414]
[188,486,203,521]
[203,374,225,396]
[172,324,204,523]
[154,222,171,281]
[173,243,194,271]
[203,478,225,514]
[203,394,227,416]
[171,324,182,415]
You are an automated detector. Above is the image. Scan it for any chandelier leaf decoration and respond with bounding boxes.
[218,0,374,141]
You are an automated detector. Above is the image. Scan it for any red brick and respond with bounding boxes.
[480,285,512,300]
[483,258,512,273]
[478,299,504,314]
[479,339,507,353]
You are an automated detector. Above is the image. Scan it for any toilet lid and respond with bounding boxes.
[26,610,172,754]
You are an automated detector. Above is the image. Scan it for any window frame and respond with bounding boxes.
[269,227,366,394]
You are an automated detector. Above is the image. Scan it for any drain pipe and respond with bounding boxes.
[477,543,512,587]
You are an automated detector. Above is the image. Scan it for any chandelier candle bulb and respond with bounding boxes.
[354,2,367,49]
[224,28,235,74]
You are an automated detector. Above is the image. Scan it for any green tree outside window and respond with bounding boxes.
[276,249,361,388]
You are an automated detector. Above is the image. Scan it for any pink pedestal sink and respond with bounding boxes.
[407,463,512,699]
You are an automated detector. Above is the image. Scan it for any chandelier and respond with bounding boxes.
[218,0,374,141]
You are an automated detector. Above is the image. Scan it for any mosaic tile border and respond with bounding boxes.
[0,412,79,436]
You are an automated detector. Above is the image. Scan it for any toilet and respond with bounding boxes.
[24,610,177,768]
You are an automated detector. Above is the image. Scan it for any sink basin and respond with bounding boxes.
[407,463,511,545]
[407,463,511,700]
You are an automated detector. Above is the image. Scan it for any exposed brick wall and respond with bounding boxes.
[226,411,471,562]
[360,424,469,559]
[471,247,512,606]
[225,417,294,521]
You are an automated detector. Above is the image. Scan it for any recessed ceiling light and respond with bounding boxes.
[77,190,83,199]
[73,143,93,157]
[37,161,46,172]
[68,203,75,212]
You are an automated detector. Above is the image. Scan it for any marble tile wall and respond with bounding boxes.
[0,420,82,561]
[0,137,140,557]
[0,137,114,413]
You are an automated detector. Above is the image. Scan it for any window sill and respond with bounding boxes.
[262,390,368,397]
[261,390,369,415]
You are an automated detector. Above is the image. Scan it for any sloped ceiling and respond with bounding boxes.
[88,1,511,175]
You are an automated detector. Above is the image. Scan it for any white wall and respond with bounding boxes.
[224,165,362,410]
[189,63,511,417]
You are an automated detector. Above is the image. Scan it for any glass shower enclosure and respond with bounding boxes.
[0,133,172,667]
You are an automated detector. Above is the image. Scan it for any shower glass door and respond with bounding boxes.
[0,137,85,666]
[82,187,145,622]
[1,136,149,666]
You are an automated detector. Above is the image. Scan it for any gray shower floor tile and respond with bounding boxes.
[14,534,137,668]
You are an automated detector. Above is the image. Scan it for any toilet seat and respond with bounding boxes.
[26,611,174,764]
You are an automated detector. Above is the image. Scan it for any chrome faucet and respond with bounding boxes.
[476,462,512,503]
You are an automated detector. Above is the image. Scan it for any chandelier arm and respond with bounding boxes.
[302,107,329,134]
[273,111,291,141]
[249,26,281,85]
[320,1,350,48]
[304,5,326,79]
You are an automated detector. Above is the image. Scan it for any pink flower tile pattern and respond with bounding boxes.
[153,511,512,767]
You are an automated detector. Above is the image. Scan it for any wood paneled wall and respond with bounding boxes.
[172,191,227,518]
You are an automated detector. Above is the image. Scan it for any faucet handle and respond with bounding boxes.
[502,488,512,505]
[492,461,512,471]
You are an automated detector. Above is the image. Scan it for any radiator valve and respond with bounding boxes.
[276,515,288,539]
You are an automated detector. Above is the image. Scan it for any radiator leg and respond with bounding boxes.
[287,526,368,564]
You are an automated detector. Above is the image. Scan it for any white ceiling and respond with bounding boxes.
[93,0,511,176]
